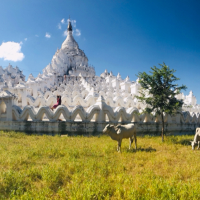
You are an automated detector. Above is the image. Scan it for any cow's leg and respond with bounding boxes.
[134,134,137,150]
[117,140,122,152]
[129,138,133,149]
[198,141,200,150]
[117,141,119,151]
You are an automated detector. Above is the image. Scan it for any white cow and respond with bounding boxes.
[191,128,200,150]
[103,124,137,152]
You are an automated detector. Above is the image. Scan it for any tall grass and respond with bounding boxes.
[0,131,199,199]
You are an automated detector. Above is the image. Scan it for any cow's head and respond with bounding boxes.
[103,124,114,134]
[190,141,197,150]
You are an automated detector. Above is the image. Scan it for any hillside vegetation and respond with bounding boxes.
[0,131,199,199]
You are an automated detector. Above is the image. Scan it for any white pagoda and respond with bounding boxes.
[0,19,199,114]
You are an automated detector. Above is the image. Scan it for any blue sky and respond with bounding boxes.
[0,0,199,102]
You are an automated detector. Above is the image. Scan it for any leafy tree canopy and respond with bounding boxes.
[136,63,187,115]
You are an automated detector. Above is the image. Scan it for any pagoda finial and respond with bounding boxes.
[68,17,72,31]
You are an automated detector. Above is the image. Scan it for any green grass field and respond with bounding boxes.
[0,131,199,199]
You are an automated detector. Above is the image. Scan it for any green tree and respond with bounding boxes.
[136,63,187,142]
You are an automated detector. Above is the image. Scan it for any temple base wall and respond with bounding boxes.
[0,121,198,136]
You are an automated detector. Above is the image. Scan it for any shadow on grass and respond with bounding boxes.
[166,137,192,146]
[127,147,156,153]
[178,139,192,146]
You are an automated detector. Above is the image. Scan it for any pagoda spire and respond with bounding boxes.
[68,18,72,31]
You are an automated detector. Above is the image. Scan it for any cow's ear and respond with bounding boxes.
[117,128,121,134]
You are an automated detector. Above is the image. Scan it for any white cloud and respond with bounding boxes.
[63,30,68,36]
[75,29,81,36]
[61,18,65,24]
[45,33,51,38]
[35,35,39,37]
[58,23,61,29]
[0,41,25,62]
[24,38,27,41]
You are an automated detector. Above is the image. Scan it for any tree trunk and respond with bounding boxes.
[161,112,164,142]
